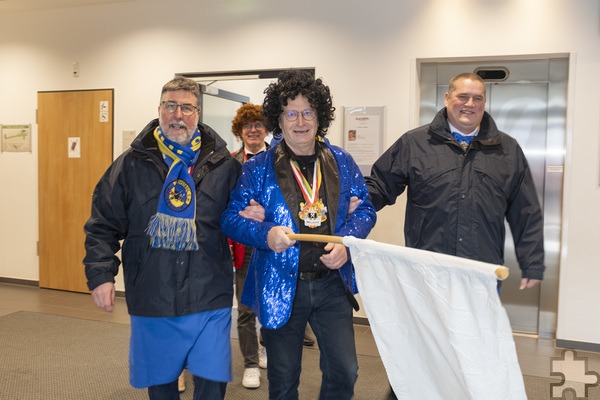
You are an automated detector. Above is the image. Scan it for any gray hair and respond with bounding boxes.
[161,77,201,107]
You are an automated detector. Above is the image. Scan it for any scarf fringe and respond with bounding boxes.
[146,213,199,251]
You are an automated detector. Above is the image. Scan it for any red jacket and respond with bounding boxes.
[229,239,245,270]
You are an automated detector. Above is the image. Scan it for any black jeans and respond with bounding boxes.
[147,375,227,400]
[262,271,357,400]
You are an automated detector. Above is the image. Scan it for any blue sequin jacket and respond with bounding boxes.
[221,139,377,329]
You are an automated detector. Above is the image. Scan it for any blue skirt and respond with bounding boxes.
[129,307,232,388]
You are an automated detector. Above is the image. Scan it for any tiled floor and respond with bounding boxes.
[1,281,599,385]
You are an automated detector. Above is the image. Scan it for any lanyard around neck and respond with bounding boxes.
[290,158,321,205]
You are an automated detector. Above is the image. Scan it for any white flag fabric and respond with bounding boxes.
[344,236,527,400]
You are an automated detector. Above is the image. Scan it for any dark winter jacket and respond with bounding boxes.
[366,108,545,280]
[83,119,241,317]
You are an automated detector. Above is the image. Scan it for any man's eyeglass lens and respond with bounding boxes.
[284,109,316,121]
[243,122,265,131]
[161,101,197,116]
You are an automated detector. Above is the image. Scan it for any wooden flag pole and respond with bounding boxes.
[495,266,510,280]
[287,233,344,244]
[286,233,509,280]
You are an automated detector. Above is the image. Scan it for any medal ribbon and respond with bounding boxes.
[290,159,321,205]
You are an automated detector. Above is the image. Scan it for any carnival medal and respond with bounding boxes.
[290,158,327,228]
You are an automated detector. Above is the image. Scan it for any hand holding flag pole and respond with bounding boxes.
[286,233,509,280]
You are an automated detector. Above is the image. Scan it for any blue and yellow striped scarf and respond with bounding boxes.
[146,126,202,251]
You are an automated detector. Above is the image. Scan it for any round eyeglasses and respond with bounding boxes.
[243,122,265,131]
[160,101,198,116]
[283,109,316,122]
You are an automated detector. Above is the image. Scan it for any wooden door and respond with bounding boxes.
[38,90,113,293]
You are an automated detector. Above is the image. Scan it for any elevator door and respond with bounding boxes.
[419,58,567,337]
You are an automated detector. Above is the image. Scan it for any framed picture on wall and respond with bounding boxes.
[1,124,32,153]
[342,106,384,176]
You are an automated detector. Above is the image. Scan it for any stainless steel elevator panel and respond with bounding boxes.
[418,58,567,337]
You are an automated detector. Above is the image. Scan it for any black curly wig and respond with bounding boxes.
[262,69,335,138]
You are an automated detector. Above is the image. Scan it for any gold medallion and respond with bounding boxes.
[299,199,328,228]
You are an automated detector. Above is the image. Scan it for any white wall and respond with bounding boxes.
[0,0,598,346]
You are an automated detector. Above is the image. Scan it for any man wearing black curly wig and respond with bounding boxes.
[221,69,377,400]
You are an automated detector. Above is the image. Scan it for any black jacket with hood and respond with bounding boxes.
[84,119,241,317]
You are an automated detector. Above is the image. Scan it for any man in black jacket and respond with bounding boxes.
[366,72,544,288]
[365,72,545,398]
[83,77,241,400]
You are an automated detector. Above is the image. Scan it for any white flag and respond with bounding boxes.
[344,236,527,400]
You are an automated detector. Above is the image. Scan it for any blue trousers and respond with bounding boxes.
[262,271,358,400]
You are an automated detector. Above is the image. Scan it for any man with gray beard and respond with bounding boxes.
[84,77,241,400]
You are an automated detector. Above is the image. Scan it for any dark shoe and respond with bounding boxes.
[387,385,398,399]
